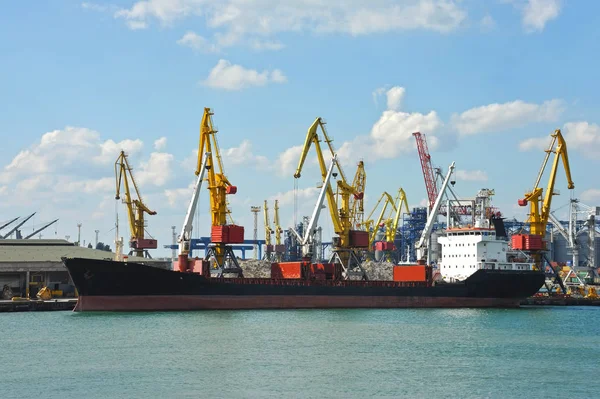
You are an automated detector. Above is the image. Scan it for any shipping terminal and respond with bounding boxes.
[58,108,597,311]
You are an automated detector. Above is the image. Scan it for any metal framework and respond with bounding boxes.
[413,132,438,210]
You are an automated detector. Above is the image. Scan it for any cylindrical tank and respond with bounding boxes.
[430,231,442,264]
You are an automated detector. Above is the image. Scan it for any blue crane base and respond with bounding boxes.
[164,237,266,260]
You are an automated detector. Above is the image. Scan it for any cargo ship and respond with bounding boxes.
[63,253,544,311]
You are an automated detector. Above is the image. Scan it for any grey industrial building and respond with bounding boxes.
[0,239,170,299]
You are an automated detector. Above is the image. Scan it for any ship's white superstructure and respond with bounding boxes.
[438,189,534,282]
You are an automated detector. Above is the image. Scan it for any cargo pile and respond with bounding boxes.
[239,259,272,278]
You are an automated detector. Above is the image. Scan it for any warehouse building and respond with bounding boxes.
[0,239,170,299]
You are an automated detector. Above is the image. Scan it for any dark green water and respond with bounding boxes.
[2,307,599,398]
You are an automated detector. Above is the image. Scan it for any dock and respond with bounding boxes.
[0,298,77,312]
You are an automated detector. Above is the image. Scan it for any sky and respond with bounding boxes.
[0,0,599,257]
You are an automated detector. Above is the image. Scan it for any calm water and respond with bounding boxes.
[2,307,599,398]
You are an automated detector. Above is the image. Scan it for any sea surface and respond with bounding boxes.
[2,307,599,399]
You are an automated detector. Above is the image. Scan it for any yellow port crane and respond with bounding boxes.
[263,199,285,261]
[115,150,157,258]
[520,129,574,236]
[263,200,274,260]
[349,161,366,229]
[294,117,367,279]
[197,107,244,277]
[363,191,397,249]
[518,129,574,280]
[383,188,409,261]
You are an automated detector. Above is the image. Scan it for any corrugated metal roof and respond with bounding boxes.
[0,239,152,263]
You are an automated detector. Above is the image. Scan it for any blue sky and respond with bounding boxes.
[0,0,598,256]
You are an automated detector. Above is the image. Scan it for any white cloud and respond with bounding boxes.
[223,140,270,169]
[480,14,496,31]
[270,186,319,207]
[113,1,467,50]
[518,136,548,152]
[274,145,303,177]
[61,177,114,194]
[385,86,405,111]
[136,152,174,186]
[339,86,444,163]
[176,31,219,53]
[562,121,600,158]
[154,137,167,151]
[522,0,561,32]
[451,99,564,136]
[95,138,144,164]
[581,189,600,204]
[250,40,285,51]
[164,181,194,207]
[202,59,287,91]
[0,186,6,196]
[519,121,600,159]
[455,169,488,182]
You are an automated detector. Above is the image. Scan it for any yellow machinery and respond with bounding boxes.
[349,161,366,229]
[518,129,574,273]
[363,191,396,249]
[115,151,157,258]
[263,200,285,261]
[586,286,598,299]
[519,129,574,236]
[274,200,283,248]
[294,117,367,279]
[383,188,409,259]
[263,200,274,260]
[197,108,243,277]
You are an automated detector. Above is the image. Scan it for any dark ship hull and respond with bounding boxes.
[63,258,545,311]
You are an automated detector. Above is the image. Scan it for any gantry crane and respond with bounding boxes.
[263,199,285,261]
[382,188,409,261]
[349,160,366,229]
[362,191,397,250]
[263,200,274,261]
[517,129,574,279]
[273,200,284,261]
[294,117,367,279]
[198,108,244,277]
[115,151,157,258]
[291,155,337,262]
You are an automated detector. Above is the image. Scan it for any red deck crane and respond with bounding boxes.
[413,132,438,211]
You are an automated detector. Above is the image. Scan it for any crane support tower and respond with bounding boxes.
[349,161,366,229]
[413,132,438,211]
[294,117,368,280]
[115,151,157,258]
[516,129,574,273]
[198,108,244,277]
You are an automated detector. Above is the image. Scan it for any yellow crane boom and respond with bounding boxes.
[349,161,366,229]
[263,200,273,247]
[115,150,157,257]
[294,117,363,249]
[385,188,409,243]
[363,191,396,248]
[520,129,574,236]
[274,200,282,246]
[197,108,243,275]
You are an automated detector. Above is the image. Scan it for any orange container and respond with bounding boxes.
[211,225,229,243]
[271,262,307,279]
[511,234,525,250]
[393,265,427,282]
